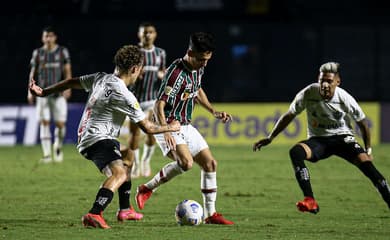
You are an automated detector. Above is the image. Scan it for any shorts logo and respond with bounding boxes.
[114,147,122,157]
[344,135,355,143]
[354,143,361,149]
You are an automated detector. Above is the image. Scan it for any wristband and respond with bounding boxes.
[366,147,372,155]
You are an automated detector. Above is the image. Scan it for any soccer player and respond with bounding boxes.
[29,45,180,229]
[129,22,167,178]
[253,62,390,214]
[135,32,234,225]
[27,26,72,163]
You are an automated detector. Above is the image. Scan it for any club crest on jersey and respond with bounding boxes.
[181,90,197,100]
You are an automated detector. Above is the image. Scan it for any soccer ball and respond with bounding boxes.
[175,199,204,226]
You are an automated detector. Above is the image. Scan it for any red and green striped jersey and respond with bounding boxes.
[157,58,203,124]
[30,45,71,88]
[131,46,166,102]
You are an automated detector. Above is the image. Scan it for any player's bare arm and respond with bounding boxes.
[155,99,177,151]
[27,67,37,104]
[137,118,180,134]
[62,63,73,99]
[356,118,372,156]
[253,111,296,151]
[196,88,232,123]
[29,77,83,97]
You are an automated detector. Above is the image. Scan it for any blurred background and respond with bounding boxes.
[3,0,390,145]
[2,0,390,103]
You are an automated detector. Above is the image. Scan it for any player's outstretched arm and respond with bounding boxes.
[356,118,372,157]
[29,77,83,97]
[196,88,232,123]
[253,111,296,152]
[137,119,180,134]
[153,99,177,151]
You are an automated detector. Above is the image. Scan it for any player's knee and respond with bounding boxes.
[179,159,194,171]
[200,159,217,172]
[289,144,307,164]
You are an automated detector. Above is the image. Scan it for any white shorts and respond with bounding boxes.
[154,124,208,157]
[140,100,156,113]
[36,96,67,122]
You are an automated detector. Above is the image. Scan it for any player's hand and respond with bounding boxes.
[29,79,44,97]
[253,138,272,152]
[168,120,181,132]
[164,132,176,151]
[214,111,232,123]
[62,89,72,99]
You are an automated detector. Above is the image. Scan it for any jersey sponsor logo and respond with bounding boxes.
[143,66,159,71]
[43,62,61,68]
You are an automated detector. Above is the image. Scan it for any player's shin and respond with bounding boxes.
[40,124,52,159]
[54,126,65,149]
[131,149,140,177]
[90,188,114,214]
[290,145,314,198]
[118,181,132,209]
[358,161,390,207]
[145,161,185,190]
[201,170,217,217]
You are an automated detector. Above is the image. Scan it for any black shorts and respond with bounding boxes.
[300,134,366,163]
[80,139,122,171]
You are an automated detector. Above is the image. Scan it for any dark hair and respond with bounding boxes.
[114,45,143,74]
[42,26,56,35]
[189,32,215,52]
[139,22,155,28]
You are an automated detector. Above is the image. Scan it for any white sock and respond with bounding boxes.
[40,124,51,157]
[141,144,155,164]
[201,171,217,218]
[54,126,65,149]
[145,161,185,190]
[133,149,140,167]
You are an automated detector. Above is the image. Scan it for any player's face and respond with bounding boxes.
[188,50,213,70]
[41,31,57,46]
[138,26,157,46]
[318,72,340,100]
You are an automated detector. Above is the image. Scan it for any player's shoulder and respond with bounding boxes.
[105,74,128,91]
[334,86,355,102]
[155,46,166,53]
[58,45,69,51]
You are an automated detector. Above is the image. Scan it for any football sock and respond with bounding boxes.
[54,126,65,149]
[141,144,155,165]
[40,124,51,158]
[145,161,185,190]
[201,171,217,217]
[90,188,114,214]
[118,181,132,210]
[358,161,390,207]
[289,145,314,198]
[132,149,140,169]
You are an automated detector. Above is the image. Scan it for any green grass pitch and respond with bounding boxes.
[0,144,389,240]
